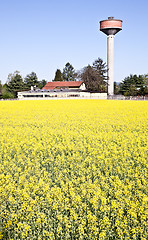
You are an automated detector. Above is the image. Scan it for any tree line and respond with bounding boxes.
[0,71,47,99]
[53,59,108,93]
[0,58,148,99]
[0,58,108,99]
[116,74,148,96]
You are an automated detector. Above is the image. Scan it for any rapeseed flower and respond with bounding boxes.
[0,99,147,239]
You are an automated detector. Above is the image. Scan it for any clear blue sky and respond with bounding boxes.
[0,0,148,84]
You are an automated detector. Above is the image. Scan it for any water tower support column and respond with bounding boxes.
[107,35,114,96]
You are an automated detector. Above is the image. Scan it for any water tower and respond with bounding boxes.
[100,17,122,95]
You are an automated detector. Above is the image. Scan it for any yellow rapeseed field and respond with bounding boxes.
[0,99,147,239]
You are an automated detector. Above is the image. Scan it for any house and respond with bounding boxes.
[17,81,107,99]
[42,81,86,91]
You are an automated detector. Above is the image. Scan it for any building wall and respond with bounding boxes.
[18,91,107,100]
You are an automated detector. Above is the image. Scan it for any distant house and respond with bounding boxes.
[17,81,107,99]
[42,81,86,91]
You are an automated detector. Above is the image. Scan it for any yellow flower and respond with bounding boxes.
[0,99,147,239]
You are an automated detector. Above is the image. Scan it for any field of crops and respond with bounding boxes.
[0,99,147,239]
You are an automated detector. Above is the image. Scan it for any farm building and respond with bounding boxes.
[17,81,107,99]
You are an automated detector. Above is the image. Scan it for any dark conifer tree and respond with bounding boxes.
[53,69,63,81]
[62,62,76,81]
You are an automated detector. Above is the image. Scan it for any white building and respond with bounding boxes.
[18,81,107,100]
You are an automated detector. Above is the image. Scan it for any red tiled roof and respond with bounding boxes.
[42,81,83,90]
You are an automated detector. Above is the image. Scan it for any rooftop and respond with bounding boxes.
[42,81,84,90]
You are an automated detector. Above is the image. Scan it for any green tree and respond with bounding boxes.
[120,74,145,96]
[2,84,15,99]
[0,81,2,98]
[6,71,24,97]
[24,72,39,89]
[143,74,148,95]
[38,79,47,89]
[114,82,120,95]
[53,69,63,81]
[92,58,107,79]
[80,58,107,92]
[62,62,76,81]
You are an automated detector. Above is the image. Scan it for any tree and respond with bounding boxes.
[143,74,148,95]
[24,72,39,89]
[0,81,2,98]
[62,62,76,81]
[79,58,107,92]
[53,69,63,81]
[6,71,24,97]
[2,84,14,99]
[120,74,145,96]
[38,79,47,89]
[114,82,120,95]
[92,58,107,79]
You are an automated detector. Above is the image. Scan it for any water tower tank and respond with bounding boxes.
[100,17,122,35]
